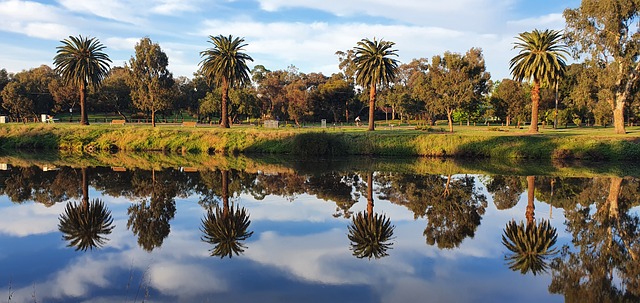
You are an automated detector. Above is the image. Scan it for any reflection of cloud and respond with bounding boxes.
[246,229,414,285]
[0,203,62,236]
[149,263,227,296]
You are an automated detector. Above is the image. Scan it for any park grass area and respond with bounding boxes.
[0,122,640,160]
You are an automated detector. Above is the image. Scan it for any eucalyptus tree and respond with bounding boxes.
[352,38,399,131]
[510,29,568,133]
[422,48,490,132]
[564,1,640,134]
[127,37,174,127]
[53,35,111,125]
[199,35,253,128]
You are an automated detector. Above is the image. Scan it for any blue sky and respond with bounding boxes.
[0,0,580,81]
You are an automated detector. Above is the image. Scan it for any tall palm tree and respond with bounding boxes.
[199,35,253,128]
[509,29,568,133]
[501,176,558,275]
[353,38,399,131]
[201,170,253,258]
[347,172,395,259]
[58,198,115,251]
[53,35,111,125]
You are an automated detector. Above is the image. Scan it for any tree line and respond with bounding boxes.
[0,1,638,133]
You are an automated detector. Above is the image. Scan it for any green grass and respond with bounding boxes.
[1,122,640,160]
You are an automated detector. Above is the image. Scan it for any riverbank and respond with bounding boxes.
[1,123,640,160]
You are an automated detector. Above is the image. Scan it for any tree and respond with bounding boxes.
[501,176,559,275]
[564,2,640,134]
[510,29,568,133]
[353,38,399,131]
[424,49,490,132]
[199,35,253,128]
[347,172,395,259]
[58,198,115,251]
[491,79,529,127]
[200,170,253,258]
[53,35,111,125]
[127,37,174,127]
[1,82,34,122]
[94,67,132,121]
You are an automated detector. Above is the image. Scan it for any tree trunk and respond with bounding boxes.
[613,96,626,134]
[368,84,376,131]
[606,177,622,220]
[366,171,374,219]
[222,169,229,218]
[79,82,89,125]
[221,78,230,128]
[151,110,156,127]
[506,115,511,127]
[447,109,454,133]
[526,176,535,225]
[81,167,89,208]
[529,80,540,133]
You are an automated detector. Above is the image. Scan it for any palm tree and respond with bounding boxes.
[53,35,111,125]
[201,170,253,258]
[501,176,558,275]
[353,38,399,131]
[347,172,395,259]
[199,35,253,128]
[58,198,115,251]
[509,29,568,133]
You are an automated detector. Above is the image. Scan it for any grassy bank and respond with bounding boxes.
[1,123,640,160]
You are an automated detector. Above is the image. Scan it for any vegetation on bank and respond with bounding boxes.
[1,124,640,161]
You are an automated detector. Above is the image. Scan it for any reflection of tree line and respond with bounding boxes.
[1,166,639,298]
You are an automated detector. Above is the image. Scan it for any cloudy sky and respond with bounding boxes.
[0,0,580,81]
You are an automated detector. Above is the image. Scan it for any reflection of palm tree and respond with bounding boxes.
[348,172,395,259]
[58,197,115,251]
[502,219,557,275]
[201,170,253,258]
[502,175,558,275]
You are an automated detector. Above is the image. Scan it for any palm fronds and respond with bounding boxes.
[348,211,395,259]
[502,219,558,275]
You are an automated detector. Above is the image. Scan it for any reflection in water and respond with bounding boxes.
[58,167,115,251]
[201,170,254,258]
[126,169,177,252]
[0,158,639,302]
[58,198,114,251]
[549,177,640,301]
[501,176,558,275]
[347,172,395,259]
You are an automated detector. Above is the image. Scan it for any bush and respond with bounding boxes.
[290,132,346,157]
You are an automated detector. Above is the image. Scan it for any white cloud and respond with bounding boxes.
[0,0,75,39]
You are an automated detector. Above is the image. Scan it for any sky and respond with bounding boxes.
[0,0,581,81]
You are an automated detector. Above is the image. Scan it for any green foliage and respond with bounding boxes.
[58,198,115,251]
[201,204,253,258]
[348,211,395,259]
[127,37,174,127]
[502,219,558,275]
[290,132,346,157]
[199,35,253,128]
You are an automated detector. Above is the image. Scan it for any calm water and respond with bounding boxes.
[0,156,638,302]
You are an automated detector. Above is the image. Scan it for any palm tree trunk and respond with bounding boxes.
[368,84,376,131]
[222,169,229,218]
[82,167,89,209]
[80,81,89,125]
[221,79,230,128]
[526,176,535,225]
[529,80,540,133]
[366,171,374,220]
